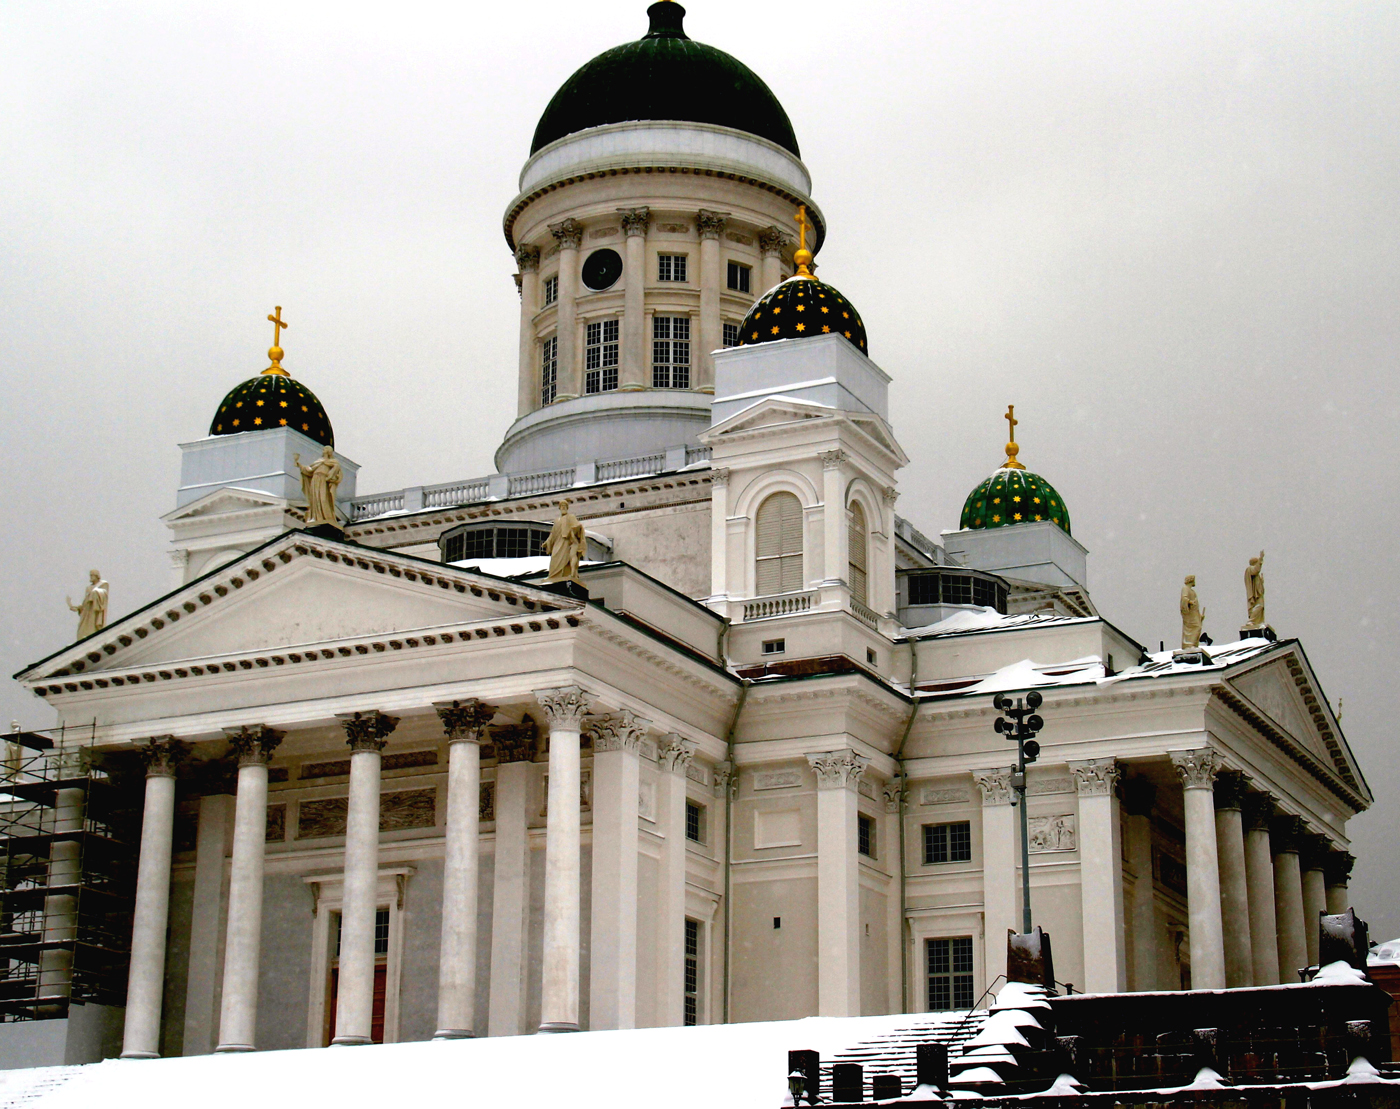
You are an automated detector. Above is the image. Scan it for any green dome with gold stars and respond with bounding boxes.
[959,406,1070,534]
[737,274,867,355]
[209,309,334,447]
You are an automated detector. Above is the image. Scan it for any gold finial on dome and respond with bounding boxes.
[793,205,814,279]
[262,306,290,376]
[1002,404,1025,469]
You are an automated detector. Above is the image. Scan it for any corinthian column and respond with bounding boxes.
[757,226,787,295]
[121,738,186,1059]
[1300,834,1330,967]
[1070,758,1125,993]
[1323,851,1355,915]
[1212,770,1252,988]
[1271,814,1308,983]
[1121,778,1157,991]
[1241,790,1279,985]
[807,749,869,1016]
[550,220,583,400]
[433,699,496,1039]
[216,725,284,1052]
[820,450,847,588]
[657,735,695,1026]
[515,244,541,417]
[536,685,589,1033]
[589,709,647,1030]
[697,209,727,392]
[332,710,398,1045]
[488,717,538,1036]
[1170,749,1226,990]
[618,207,649,391]
[975,768,1017,986]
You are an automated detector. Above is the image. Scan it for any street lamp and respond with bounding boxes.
[993,690,1045,934]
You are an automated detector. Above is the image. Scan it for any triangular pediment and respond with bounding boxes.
[18,533,577,681]
[704,396,837,437]
[163,487,290,522]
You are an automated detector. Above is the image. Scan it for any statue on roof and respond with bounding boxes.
[295,446,343,527]
[1244,551,1266,629]
[544,499,587,585]
[1180,575,1205,649]
[67,570,108,640]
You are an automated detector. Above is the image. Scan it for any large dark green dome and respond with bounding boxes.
[960,466,1070,534]
[737,276,867,354]
[531,3,800,157]
[210,370,334,448]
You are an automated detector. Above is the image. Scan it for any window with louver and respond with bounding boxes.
[848,501,869,606]
[755,492,804,595]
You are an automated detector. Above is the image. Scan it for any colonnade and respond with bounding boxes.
[119,685,699,1058]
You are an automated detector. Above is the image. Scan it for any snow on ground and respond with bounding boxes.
[19,1013,961,1109]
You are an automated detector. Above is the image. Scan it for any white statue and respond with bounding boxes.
[544,498,587,585]
[1180,575,1205,650]
[67,570,108,640]
[1244,550,1266,628]
[294,446,343,528]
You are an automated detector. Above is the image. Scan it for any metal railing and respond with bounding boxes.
[742,590,816,621]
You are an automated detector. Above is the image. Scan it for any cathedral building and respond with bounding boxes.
[5,1,1369,1069]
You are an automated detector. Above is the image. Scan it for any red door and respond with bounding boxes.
[326,965,389,1045]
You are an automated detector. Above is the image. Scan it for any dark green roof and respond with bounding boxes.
[210,371,334,448]
[531,3,799,157]
[737,276,867,354]
[960,467,1070,535]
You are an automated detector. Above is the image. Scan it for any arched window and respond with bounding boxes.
[755,492,804,595]
[848,501,869,606]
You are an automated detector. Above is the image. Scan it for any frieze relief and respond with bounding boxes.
[920,786,970,806]
[480,781,495,823]
[754,769,802,791]
[296,788,437,839]
[1028,813,1077,853]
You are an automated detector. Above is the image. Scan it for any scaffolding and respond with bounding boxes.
[0,733,139,1021]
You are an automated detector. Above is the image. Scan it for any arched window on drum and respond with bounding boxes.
[848,501,869,607]
[755,492,804,595]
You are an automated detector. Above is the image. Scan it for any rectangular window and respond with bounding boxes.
[927,937,975,1011]
[686,800,703,843]
[652,315,691,388]
[335,907,392,956]
[726,260,751,293]
[923,821,972,865]
[723,321,739,348]
[762,638,785,655]
[543,275,558,306]
[684,919,701,1026]
[540,335,558,405]
[857,813,874,858]
[658,253,688,282]
[584,319,620,393]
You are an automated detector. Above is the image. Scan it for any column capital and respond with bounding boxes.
[819,449,846,471]
[139,736,188,779]
[806,749,868,791]
[588,708,648,754]
[1121,776,1155,817]
[697,209,729,240]
[337,710,399,753]
[1299,832,1331,873]
[1269,813,1307,852]
[549,218,584,251]
[1241,789,1277,831]
[1323,850,1356,887]
[657,734,695,774]
[882,778,905,814]
[1169,748,1219,790]
[713,761,734,797]
[757,225,789,257]
[1212,769,1248,811]
[435,699,496,744]
[617,207,650,237]
[1069,757,1120,797]
[222,725,284,767]
[882,486,899,506]
[709,466,729,488]
[515,244,541,273]
[973,767,1015,806]
[535,685,589,730]
[491,716,539,763]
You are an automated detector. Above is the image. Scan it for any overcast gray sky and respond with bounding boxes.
[3,0,1398,935]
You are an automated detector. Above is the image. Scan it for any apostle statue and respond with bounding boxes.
[67,570,108,640]
[294,447,343,528]
[544,499,587,585]
[1180,575,1205,649]
[1244,550,1266,628]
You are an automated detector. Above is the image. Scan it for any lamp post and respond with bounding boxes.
[993,691,1045,934]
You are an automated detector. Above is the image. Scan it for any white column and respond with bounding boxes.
[550,220,583,400]
[656,736,694,1026]
[434,700,495,1039]
[1212,771,1253,988]
[619,208,649,391]
[1242,791,1280,985]
[332,711,397,1045]
[697,210,727,392]
[882,779,905,1014]
[536,686,588,1033]
[757,226,785,294]
[708,468,730,604]
[183,789,234,1054]
[1300,837,1329,967]
[1272,815,1308,983]
[216,726,283,1052]
[515,245,541,417]
[975,768,1017,987]
[121,738,184,1059]
[1121,778,1157,992]
[38,784,85,1012]
[1324,852,1355,915]
[1070,758,1125,993]
[487,721,537,1037]
[807,749,868,1017]
[1170,749,1226,991]
[819,450,846,589]
[589,710,646,1030]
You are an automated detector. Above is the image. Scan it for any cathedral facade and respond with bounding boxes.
[6,1,1369,1068]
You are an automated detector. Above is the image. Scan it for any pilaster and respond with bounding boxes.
[657,735,695,1026]
[807,749,868,1016]
[974,768,1016,986]
[1070,758,1124,993]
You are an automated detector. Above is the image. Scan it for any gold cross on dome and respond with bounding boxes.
[794,206,812,254]
[1005,404,1018,442]
[268,306,289,347]
[1003,404,1025,469]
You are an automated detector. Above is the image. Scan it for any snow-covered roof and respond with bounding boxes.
[447,556,602,578]
[902,607,1096,638]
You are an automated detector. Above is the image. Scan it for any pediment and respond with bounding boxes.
[163,487,289,522]
[705,396,837,437]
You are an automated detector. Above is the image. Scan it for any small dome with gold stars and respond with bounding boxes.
[209,308,334,448]
[959,406,1070,535]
